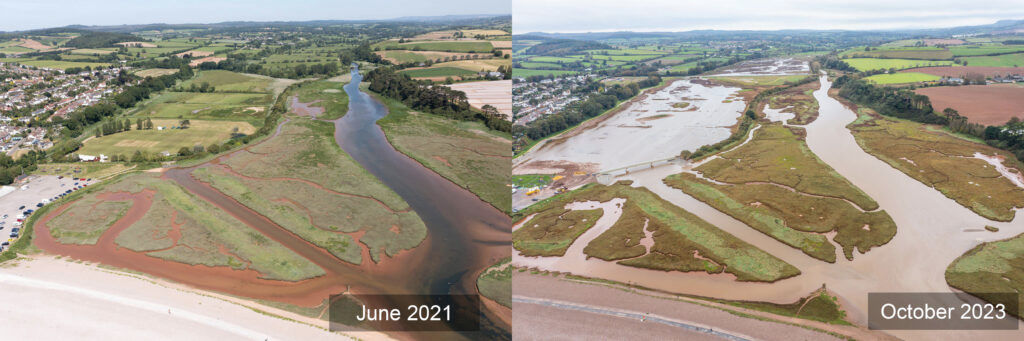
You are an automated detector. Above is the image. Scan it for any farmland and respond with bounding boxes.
[864,72,939,84]
[914,84,1024,125]
[843,58,953,71]
[178,70,272,93]
[961,53,1024,67]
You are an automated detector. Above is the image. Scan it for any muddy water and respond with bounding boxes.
[516,72,1024,340]
[517,79,744,172]
[334,67,511,337]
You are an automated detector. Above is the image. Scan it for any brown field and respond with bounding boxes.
[914,84,1024,125]
[904,66,1024,78]
[489,41,512,49]
[189,56,227,67]
[176,50,214,58]
[116,41,157,48]
[18,38,52,50]
[923,39,966,46]
[445,80,512,119]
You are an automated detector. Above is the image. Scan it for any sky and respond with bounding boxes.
[0,0,509,31]
[513,0,1024,33]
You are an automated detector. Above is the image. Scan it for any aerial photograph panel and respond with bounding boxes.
[512,0,1024,340]
[0,0,511,340]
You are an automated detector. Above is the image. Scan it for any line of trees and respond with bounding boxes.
[365,67,511,132]
[833,76,948,125]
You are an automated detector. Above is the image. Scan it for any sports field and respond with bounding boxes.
[78,119,256,156]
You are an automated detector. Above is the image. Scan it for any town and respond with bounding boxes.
[0,61,129,159]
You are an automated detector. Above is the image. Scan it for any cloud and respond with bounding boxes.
[513,0,1024,33]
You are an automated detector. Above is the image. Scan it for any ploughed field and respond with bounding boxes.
[914,84,1024,126]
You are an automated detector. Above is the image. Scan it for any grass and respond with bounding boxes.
[946,232,1024,318]
[511,174,552,188]
[46,198,132,245]
[476,257,511,308]
[179,70,272,93]
[847,108,1024,222]
[864,72,940,84]
[512,69,578,77]
[205,118,427,263]
[380,41,494,53]
[764,81,820,125]
[16,60,112,70]
[841,48,952,60]
[665,124,897,262]
[374,93,512,212]
[514,208,603,256]
[961,53,1024,67]
[710,75,810,87]
[949,45,1024,57]
[78,119,256,156]
[291,80,349,120]
[103,173,325,281]
[842,58,953,72]
[133,68,178,77]
[130,91,272,123]
[32,163,132,179]
[516,181,801,282]
[398,66,478,78]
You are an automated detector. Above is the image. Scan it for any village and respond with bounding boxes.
[512,73,594,125]
[0,61,129,159]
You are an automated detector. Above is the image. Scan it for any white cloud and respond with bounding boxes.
[513,0,1024,33]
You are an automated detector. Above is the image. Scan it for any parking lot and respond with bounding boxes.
[0,175,96,252]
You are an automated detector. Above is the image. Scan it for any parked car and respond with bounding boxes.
[18,205,25,210]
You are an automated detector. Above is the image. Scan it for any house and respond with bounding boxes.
[78,154,98,162]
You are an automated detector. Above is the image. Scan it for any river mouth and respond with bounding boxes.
[33,66,510,339]
[513,72,1024,340]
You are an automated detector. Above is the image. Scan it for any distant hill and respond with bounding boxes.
[525,39,612,56]
[63,31,147,48]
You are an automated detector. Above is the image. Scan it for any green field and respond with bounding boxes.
[17,60,113,70]
[512,69,578,77]
[843,58,953,71]
[291,80,349,120]
[380,41,495,53]
[33,163,133,179]
[179,70,272,93]
[78,119,256,156]
[398,66,478,78]
[864,72,940,84]
[949,45,1024,57]
[131,91,272,122]
[961,53,1024,67]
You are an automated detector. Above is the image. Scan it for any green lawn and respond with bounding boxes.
[398,66,478,78]
[843,58,953,71]
[961,53,1024,67]
[865,72,940,84]
[179,70,272,92]
[78,119,256,156]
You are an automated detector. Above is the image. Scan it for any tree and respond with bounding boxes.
[177,147,192,156]
[179,119,191,129]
